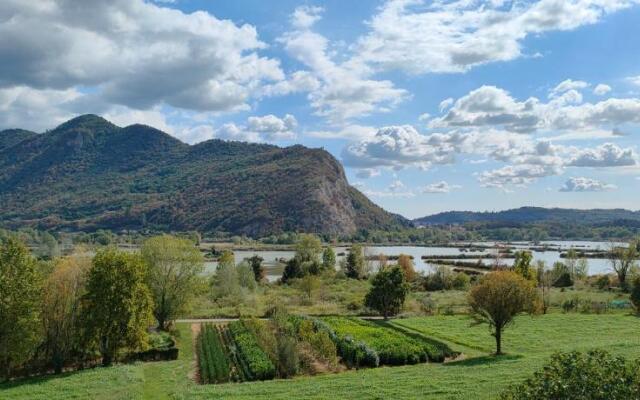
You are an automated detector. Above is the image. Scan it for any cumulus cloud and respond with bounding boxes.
[593,84,612,95]
[549,79,589,98]
[568,143,637,167]
[0,86,80,131]
[429,84,640,135]
[358,179,415,198]
[421,181,462,193]
[0,0,285,127]
[478,164,564,188]
[355,168,381,179]
[247,114,297,140]
[628,76,640,86]
[354,0,638,75]
[279,6,408,123]
[341,125,462,169]
[559,177,617,192]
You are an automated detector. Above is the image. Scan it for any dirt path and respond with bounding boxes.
[189,323,201,384]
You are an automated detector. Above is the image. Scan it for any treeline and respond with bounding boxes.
[0,234,204,381]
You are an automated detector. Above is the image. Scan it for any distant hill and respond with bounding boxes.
[0,115,409,236]
[414,207,640,226]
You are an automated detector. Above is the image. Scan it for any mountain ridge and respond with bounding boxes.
[414,206,640,226]
[0,115,409,236]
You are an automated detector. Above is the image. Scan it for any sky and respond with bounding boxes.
[1,0,640,219]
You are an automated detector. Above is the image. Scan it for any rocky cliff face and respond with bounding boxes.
[0,115,409,236]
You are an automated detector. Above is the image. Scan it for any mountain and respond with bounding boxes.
[414,207,640,226]
[0,115,409,236]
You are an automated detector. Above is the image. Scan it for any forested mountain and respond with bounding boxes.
[415,207,640,226]
[0,115,409,236]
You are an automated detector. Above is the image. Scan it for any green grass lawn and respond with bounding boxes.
[3,313,640,399]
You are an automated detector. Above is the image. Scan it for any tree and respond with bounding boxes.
[535,261,552,314]
[294,234,322,264]
[248,255,265,282]
[42,252,91,373]
[345,244,366,279]
[364,266,409,319]
[609,240,638,291]
[631,276,640,313]
[468,271,540,355]
[83,248,153,366]
[565,249,589,281]
[141,235,204,330]
[322,247,336,271]
[281,257,303,283]
[396,254,416,281]
[0,238,42,380]
[212,254,240,298]
[513,251,536,281]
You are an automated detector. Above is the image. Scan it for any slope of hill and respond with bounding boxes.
[414,207,640,226]
[0,115,409,236]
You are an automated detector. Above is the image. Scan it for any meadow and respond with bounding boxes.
[3,313,640,399]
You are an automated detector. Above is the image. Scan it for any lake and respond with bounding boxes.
[204,240,622,282]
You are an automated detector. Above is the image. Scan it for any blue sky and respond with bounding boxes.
[1,0,640,218]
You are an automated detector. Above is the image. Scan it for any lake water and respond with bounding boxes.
[205,241,621,282]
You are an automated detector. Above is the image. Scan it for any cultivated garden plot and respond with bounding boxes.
[195,316,456,385]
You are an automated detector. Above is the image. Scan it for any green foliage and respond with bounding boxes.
[0,238,42,379]
[310,317,379,368]
[142,235,204,329]
[322,317,455,365]
[345,244,366,279]
[296,319,337,367]
[247,255,264,282]
[82,248,154,365]
[197,324,230,384]
[364,266,409,319]
[513,251,536,281]
[500,350,640,400]
[322,247,336,270]
[630,276,640,312]
[422,266,470,291]
[228,320,276,380]
[468,271,540,355]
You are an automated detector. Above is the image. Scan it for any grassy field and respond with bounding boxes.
[3,313,640,399]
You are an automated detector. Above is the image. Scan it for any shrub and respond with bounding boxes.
[296,319,337,366]
[593,274,611,290]
[500,350,640,400]
[228,321,276,380]
[553,272,573,288]
[631,276,640,312]
[197,324,230,384]
[305,317,379,368]
[322,317,455,365]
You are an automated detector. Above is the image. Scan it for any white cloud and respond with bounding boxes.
[354,0,638,75]
[478,164,564,189]
[0,0,285,126]
[279,6,408,123]
[549,79,589,98]
[627,76,640,86]
[359,179,415,198]
[439,98,454,113]
[307,124,377,140]
[421,181,462,193]
[0,86,80,131]
[568,143,637,167]
[341,125,461,169]
[430,84,640,134]
[593,84,612,95]
[247,114,297,140]
[559,177,617,192]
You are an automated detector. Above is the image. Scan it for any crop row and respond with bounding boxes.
[197,324,230,384]
[227,321,276,381]
[321,317,457,365]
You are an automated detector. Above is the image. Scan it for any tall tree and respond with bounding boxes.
[609,240,638,291]
[0,238,42,380]
[513,251,536,281]
[42,251,91,373]
[247,255,265,282]
[141,235,204,330]
[322,247,336,271]
[397,254,416,281]
[294,234,322,264]
[468,271,539,355]
[345,244,366,279]
[83,248,153,366]
[364,266,409,319]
